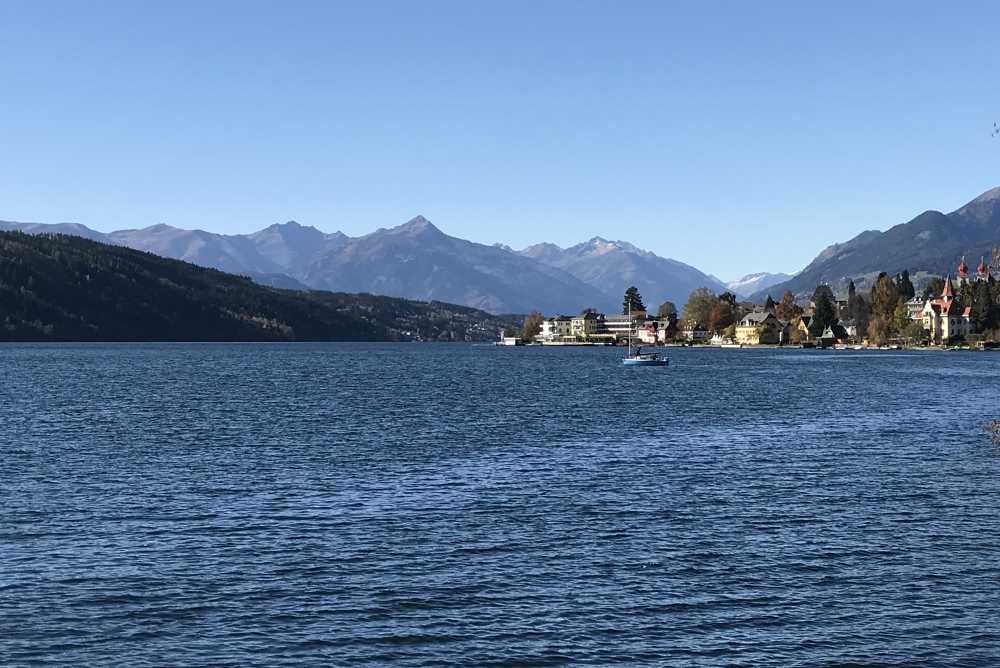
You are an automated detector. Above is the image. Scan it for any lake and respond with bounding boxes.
[3,343,1000,666]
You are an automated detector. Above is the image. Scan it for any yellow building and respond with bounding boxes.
[735,311,782,345]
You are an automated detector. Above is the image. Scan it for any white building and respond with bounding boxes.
[539,316,572,342]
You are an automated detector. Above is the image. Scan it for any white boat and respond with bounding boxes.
[622,306,668,366]
[495,336,524,346]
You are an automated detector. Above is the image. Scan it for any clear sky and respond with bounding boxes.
[2,1,999,280]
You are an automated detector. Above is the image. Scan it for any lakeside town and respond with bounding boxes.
[505,253,1000,350]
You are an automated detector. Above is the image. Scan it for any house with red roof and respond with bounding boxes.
[921,277,971,342]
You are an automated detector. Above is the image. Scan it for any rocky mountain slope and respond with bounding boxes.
[749,186,1000,300]
[519,237,727,311]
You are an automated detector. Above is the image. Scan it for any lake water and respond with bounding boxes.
[3,343,1000,666]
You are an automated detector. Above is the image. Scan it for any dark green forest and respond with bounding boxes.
[0,232,519,341]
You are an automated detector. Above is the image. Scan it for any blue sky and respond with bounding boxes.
[1,1,999,280]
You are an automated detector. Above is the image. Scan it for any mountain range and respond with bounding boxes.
[725,272,794,299]
[0,231,518,342]
[749,185,1000,301]
[0,216,726,314]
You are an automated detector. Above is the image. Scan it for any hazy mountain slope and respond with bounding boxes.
[726,272,794,299]
[0,216,738,314]
[0,219,349,288]
[520,237,727,311]
[749,186,1000,300]
[303,217,608,314]
[0,231,517,341]
[0,220,111,242]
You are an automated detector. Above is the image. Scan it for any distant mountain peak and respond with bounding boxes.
[576,237,651,257]
[726,271,795,299]
[396,215,443,235]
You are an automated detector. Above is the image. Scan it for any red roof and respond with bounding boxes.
[942,276,955,298]
[958,256,969,278]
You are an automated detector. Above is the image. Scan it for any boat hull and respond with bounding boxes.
[622,358,669,366]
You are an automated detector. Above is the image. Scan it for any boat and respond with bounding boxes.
[622,306,668,366]
[495,336,524,346]
[623,350,669,366]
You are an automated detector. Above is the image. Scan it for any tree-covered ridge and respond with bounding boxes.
[0,232,519,342]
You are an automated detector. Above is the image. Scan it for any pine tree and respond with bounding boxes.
[656,301,677,318]
[809,290,836,338]
[895,270,915,300]
[623,286,645,315]
[972,281,994,333]
[871,274,899,323]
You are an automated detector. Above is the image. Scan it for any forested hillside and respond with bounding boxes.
[0,232,517,342]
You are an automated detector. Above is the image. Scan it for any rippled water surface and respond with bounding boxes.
[3,343,1000,666]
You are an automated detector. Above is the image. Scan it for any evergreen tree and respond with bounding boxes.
[849,293,871,339]
[623,286,645,315]
[813,284,835,305]
[971,281,994,333]
[895,270,915,300]
[923,277,945,300]
[656,301,678,318]
[809,290,836,338]
[870,274,899,323]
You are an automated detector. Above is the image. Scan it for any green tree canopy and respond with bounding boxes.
[870,273,899,323]
[623,286,645,315]
[682,287,716,325]
[813,284,834,305]
[971,280,995,333]
[656,301,678,319]
[902,319,926,343]
[895,270,915,300]
[809,289,836,338]
[923,277,945,300]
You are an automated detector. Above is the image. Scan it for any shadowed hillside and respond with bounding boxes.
[0,232,518,342]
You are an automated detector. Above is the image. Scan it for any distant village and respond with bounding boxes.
[507,251,1000,349]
